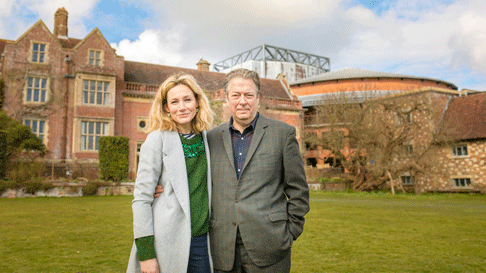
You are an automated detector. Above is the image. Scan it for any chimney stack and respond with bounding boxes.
[196,59,210,71]
[54,7,68,38]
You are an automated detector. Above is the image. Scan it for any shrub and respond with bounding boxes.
[7,160,46,183]
[83,182,100,196]
[98,136,129,182]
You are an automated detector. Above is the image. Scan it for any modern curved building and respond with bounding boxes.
[291,67,458,107]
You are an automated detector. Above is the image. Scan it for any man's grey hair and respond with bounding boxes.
[223,68,262,96]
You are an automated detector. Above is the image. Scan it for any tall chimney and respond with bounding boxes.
[196,59,210,71]
[54,7,68,38]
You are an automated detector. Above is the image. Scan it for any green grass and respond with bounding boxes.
[1,192,485,272]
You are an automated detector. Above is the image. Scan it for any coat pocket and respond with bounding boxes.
[268,212,288,222]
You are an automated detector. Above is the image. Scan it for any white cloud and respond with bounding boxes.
[335,0,486,89]
[110,28,185,66]
[0,0,98,39]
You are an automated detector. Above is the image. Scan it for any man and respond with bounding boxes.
[207,69,309,272]
[155,69,309,272]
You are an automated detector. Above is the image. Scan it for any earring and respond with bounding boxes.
[167,113,171,118]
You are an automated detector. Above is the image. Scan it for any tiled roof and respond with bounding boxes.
[58,38,82,49]
[438,92,486,141]
[292,67,457,90]
[124,61,292,100]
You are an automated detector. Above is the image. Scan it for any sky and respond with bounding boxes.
[1,0,485,90]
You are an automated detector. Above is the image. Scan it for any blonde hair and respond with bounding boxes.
[147,72,213,134]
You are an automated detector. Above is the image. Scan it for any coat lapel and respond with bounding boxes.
[242,115,268,173]
[161,131,190,219]
[221,124,235,168]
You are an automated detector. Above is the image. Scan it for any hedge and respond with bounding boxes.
[98,136,129,182]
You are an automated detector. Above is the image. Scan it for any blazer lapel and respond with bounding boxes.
[161,131,190,219]
[241,116,268,173]
[221,124,235,168]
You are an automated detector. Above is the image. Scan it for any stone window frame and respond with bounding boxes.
[451,144,468,157]
[29,41,49,64]
[401,175,413,185]
[75,74,115,108]
[452,177,472,188]
[72,117,114,154]
[82,79,110,106]
[79,120,109,152]
[137,117,149,132]
[402,143,414,156]
[24,75,50,104]
[87,49,104,67]
[23,118,48,145]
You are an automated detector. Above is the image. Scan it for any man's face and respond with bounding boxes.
[227,77,260,129]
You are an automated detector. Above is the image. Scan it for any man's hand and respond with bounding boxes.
[140,258,159,273]
[154,185,164,198]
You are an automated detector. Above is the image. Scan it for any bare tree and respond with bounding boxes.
[305,91,451,193]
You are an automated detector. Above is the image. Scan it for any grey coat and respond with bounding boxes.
[207,115,310,270]
[127,130,213,273]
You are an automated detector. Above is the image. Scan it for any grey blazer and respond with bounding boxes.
[127,130,213,273]
[207,115,309,270]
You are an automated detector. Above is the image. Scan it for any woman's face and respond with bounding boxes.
[164,84,199,133]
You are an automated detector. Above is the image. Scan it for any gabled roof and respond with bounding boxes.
[438,92,486,141]
[292,67,457,90]
[124,61,293,100]
[58,38,82,49]
[0,39,10,56]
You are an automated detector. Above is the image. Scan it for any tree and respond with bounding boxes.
[0,79,5,109]
[0,109,47,161]
[305,91,450,193]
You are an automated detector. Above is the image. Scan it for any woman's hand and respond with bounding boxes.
[154,185,164,198]
[141,258,159,273]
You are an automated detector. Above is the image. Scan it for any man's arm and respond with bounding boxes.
[282,126,310,240]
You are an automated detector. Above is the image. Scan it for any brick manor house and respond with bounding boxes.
[0,8,303,179]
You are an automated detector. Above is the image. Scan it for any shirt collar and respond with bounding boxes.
[229,112,260,132]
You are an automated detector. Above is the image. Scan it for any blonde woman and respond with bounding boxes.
[127,72,213,273]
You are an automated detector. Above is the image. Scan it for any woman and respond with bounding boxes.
[127,72,213,273]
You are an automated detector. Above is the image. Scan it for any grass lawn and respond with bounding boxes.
[1,192,485,272]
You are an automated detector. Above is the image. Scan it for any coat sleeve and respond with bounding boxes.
[132,131,163,239]
[283,126,310,240]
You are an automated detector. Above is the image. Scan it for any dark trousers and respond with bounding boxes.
[188,233,211,273]
[215,228,291,273]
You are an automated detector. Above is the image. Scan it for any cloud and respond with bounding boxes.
[110,28,185,66]
[335,0,486,89]
[449,11,486,76]
[0,0,98,39]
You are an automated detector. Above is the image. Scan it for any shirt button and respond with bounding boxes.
[239,153,242,155]
[233,222,237,226]
[241,137,244,140]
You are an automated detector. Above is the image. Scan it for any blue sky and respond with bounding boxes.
[1,0,485,90]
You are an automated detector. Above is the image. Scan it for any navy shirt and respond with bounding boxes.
[229,112,259,179]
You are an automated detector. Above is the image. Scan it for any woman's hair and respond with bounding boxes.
[147,72,213,134]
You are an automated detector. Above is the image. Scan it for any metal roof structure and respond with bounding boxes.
[213,44,330,78]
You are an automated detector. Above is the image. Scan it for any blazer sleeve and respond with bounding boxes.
[132,131,163,239]
[283,126,310,240]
